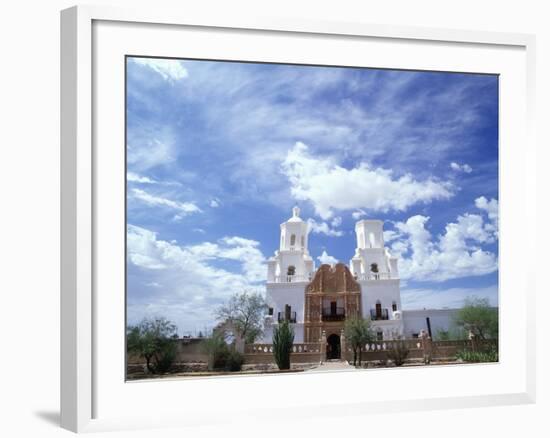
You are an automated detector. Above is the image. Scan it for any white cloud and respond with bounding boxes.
[127,59,495,213]
[475,196,498,219]
[352,209,367,220]
[330,216,342,227]
[127,225,266,333]
[210,198,220,208]
[132,58,188,82]
[127,172,182,187]
[383,230,400,243]
[473,197,499,241]
[188,236,266,283]
[307,218,344,237]
[317,250,339,265]
[127,172,157,184]
[450,162,473,173]
[127,138,173,171]
[389,198,499,282]
[282,142,453,219]
[131,188,201,216]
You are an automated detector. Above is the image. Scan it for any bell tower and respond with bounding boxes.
[264,207,315,343]
[266,206,314,283]
[279,206,309,252]
[350,218,403,339]
[355,219,384,249]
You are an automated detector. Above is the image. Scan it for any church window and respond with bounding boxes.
[290,234,296,246]
[370,263,378,273]
[285,304,292,321]
[268,307,273,316]
[376,330,383,341]
[287,265,296,276]
[369,232,376,248]
[392,301,397,312]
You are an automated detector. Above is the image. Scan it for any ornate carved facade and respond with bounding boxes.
[304,263,362,344]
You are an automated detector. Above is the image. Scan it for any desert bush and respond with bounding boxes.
[201,332,245,371]
[153,339,177,373]
[386,341,409,366]
[224,350,244,371]
[456,348,498,363]
[202,332,230,371]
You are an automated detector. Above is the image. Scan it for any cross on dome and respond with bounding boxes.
[286,205,304,224]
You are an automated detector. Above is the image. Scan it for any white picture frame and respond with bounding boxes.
[61,4,537,433]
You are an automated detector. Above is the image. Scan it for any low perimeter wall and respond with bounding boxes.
[244,343,323,364]
[128,338,497,366]
[243,339,497,364]
[127,338,209,365]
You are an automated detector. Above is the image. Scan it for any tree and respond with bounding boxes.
[273,320,294,370]
[344,317,374,366]
[454,297,498,341]
[127,317,178,374]
[215,291,267,344]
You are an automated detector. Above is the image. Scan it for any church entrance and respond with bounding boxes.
[326,334,341,360]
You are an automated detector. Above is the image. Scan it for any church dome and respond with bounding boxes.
[287,206,303,222]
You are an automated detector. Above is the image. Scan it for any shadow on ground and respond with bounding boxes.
[34,411,60,426]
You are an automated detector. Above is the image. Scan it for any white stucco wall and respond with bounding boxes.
[371,319,404,340]
[360,279,402,317]
[265,281,307,323]
[402,309,459,338]
[261,321,304,343]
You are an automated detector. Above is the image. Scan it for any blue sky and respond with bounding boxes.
[126,56,499,335]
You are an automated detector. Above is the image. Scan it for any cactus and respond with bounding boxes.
[272,320,294,370]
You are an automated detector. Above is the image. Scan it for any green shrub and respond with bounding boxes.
[201,332,245,372]
[456,348,498,363]
[386,341,409,366]
[152,338,177,373]
[273,320,294,370]
[202,332,230,371]
[224,350,244,371]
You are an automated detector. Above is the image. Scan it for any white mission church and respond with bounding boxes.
[261,207,459,357]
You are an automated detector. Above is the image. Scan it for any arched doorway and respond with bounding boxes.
[326,334,341,360]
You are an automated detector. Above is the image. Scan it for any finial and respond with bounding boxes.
[292,205,300,217]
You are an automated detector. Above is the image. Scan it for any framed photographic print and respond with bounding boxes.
[61,5,536,433]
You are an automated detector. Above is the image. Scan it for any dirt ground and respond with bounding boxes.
[126,358,480,380]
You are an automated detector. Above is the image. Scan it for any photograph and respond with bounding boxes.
[125,56,499,380]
